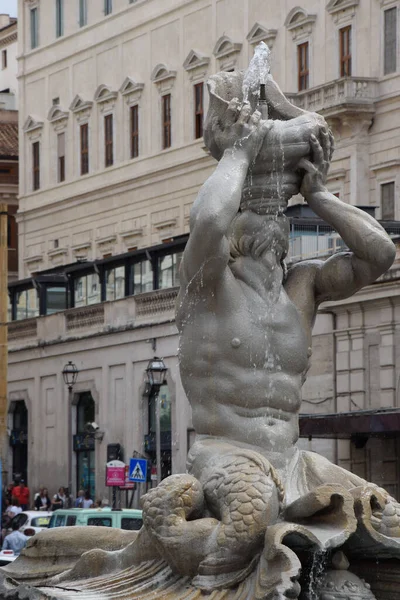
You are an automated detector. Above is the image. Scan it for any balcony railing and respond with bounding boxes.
[286,77,378,116]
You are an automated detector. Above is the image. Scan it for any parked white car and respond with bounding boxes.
[4,511,51,537]
[0,511,51,567]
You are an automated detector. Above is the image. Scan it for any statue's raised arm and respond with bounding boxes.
[180,103,270,288]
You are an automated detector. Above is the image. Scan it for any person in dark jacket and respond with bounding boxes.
[34,487,51,511]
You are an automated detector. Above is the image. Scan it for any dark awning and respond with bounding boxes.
[299,409,400,438]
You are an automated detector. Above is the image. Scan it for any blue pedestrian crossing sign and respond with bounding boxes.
[129,458,148,482]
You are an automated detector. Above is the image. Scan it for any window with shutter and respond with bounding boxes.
[130,105,139,159]
[80,124,89,175]
[162,95,171,149]
[57,133,65,182]
[339,26,352,77]
[381,182,395,220]
[298,42,309,91]
[194,83,204,139]
[384,8,397,75]
[104,115,114,167]
[32,142,40,191]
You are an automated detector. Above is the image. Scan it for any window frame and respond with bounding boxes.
[194,82,204,139]
[162,94,171,150]
[380,181,396,220]
[57,132,66,183]
[80,123,89,176]
[32,141,40,191]
[104,114,114,168]
[79,0,87,27]
[339,25,352,77]
[55,0,64,38]
[104,0,112,16]
[130,104,139,159]
[30,7,39,50]
[383,6,397,76]
[297,42,309,91]
[1,49,7,70]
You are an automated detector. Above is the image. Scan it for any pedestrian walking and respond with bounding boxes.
[2,521,27,555]
[74,490,85,508]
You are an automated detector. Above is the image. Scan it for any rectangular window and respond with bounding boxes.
[339,25,352,77]
[158,251,183,289]
[80,123,89,175]
[130,105,139,158]
[79,0,87,27]
[16,288,39,320]
[1,49,7,70]
[55,0,63,37]
[45,286,67,315]
[57,132,65,182]
[381,182,395,220]
[162,94,171,149]
[384,7,397,75]
[32,142,40,191]
[105,266,125,301]
[104,114,113,167]
[298,42,309,91]
[104,0,112,15]
[74,273,100,307]
[130,260,153,295]
[194,82,204,139]
[30,7,39,49]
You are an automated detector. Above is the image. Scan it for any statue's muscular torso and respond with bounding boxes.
[177,257,317,454]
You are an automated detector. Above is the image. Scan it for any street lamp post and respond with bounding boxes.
[62,361,79,502]
[145,357,167,486]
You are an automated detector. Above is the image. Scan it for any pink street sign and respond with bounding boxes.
[106,466,126,487]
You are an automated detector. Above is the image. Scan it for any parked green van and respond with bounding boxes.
[48,508,143,531]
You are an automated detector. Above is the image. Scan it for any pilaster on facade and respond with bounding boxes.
[284,7,317,41]
[213,36,242,71]
[183,50,210,83]
[246,23,277,49]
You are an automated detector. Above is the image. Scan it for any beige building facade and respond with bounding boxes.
[8,0,400,501]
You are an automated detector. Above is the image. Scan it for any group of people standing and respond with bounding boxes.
[3,481,95,517]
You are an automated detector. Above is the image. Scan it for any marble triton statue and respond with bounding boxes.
[2,43,400,600]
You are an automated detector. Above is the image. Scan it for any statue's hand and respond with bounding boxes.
[214,99,272,164]
[300,127,334,197]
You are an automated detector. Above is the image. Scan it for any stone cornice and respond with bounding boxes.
[327,0,359,15]
[69,94,93,115]
[94,84,118,105]
[0,31,17,48]
[23,115,43,135]
[213,36,242,69]
[119,77,144,104]
[47,105,69,129]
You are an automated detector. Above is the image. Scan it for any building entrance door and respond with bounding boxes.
[74,392,95,499]
[10,400,28,482]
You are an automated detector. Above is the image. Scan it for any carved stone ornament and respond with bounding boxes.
[151,64,177,94]
[327,0,359,24]
[183,50,210,82]
[69,95,93,123]
[119,77,144,105]
[94,84,118,112]
[47,105,69,131]
[284,6,317,41]
[23,115,44,141]
[213,36,242,71]
[246,23,278,48]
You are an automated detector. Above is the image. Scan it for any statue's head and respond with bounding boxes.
[229,211,289,268]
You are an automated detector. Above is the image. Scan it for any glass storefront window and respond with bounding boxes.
[46,286,67,315]
[105,266,125,301]
[76,392,95,500]
[74,273,100,307]
[158,251,183,289]
[131,260,153,295]
[16,288,39,320]
[159,384,171,432]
